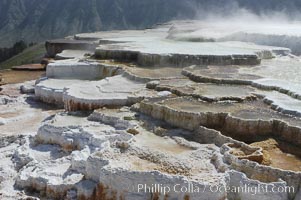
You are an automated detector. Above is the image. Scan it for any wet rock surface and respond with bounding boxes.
[1,20,301,200]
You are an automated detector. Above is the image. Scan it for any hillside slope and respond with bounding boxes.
[0,0,195,47]
[0,43,45,70]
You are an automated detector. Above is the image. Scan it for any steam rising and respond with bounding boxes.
[171,3,301,55]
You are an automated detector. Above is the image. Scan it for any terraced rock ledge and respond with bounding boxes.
[1,21,301,200]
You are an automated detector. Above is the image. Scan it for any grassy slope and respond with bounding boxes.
[0,43,45,70]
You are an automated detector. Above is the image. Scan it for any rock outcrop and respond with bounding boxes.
[1,20,301,200]
[63,75,155,111]
[46,60,122,80]
[45,39,98,58]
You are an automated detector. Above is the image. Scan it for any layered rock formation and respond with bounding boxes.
[1,20,301,200]
[45,39,98,58]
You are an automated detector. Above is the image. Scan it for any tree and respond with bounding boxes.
[0,40,28,63]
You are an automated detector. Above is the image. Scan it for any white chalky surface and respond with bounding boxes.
[1,19,301,200]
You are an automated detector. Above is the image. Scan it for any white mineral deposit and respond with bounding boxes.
[0,17,301,200]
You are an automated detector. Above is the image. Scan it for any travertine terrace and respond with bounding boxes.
[1,21,301,200]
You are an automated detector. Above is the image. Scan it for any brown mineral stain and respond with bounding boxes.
[151,192,160,200]
[0,69,44,85]
[251,138,301,172]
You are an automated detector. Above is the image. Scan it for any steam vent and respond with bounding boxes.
[1,20,301,200]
